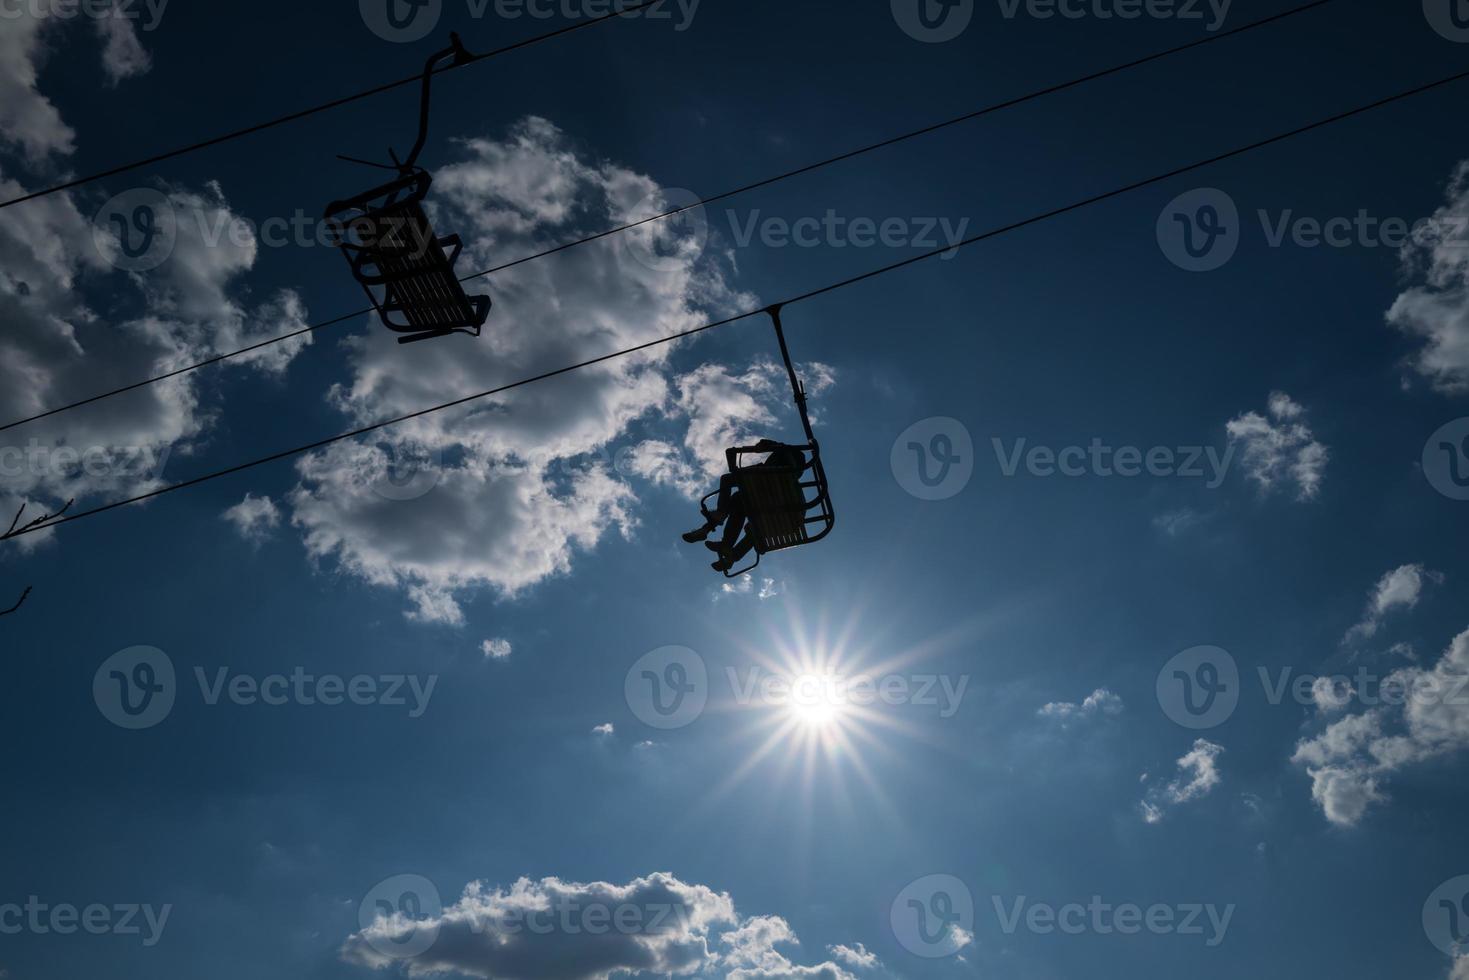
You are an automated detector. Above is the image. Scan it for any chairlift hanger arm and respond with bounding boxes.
[765,305,817,446]
[400,33,475,173]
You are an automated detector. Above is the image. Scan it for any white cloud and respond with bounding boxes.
[1225,392,1328,500]
[0,173,308,548]
[592,723,614,736]
[826,944,879,971]
[721,916,855,980]
[481,638,512,660]
[1451,956,1469,980]
[1344,563,1442,643]
[341,873,859,980]
[1310,675,1353,713]
[0,16,75,162]
[95,10,151,85]
[1292,627,1469,826]
[1387,160,1469,393]
[221,493,280,544]
[715,575,782,602]
[286,117,812,622]
[1141,739,1223,822]
[1038,688,1123,722]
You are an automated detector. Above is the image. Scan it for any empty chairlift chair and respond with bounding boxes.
[323,34,491,345]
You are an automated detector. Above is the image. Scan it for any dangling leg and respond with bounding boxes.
[709,494,750,570]
[683,473,740,542]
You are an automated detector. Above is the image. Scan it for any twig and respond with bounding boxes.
[3,499,74,541]
[0,586,32,618]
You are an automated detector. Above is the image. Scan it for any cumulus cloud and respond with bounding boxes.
[221,493,280,544]
[1292,627,1469,826]
[592,723,615,737]
[720,916,855,980]
[341,873,861,980]
[0,172,309,551]
[1141,739,1224,823]
[1387,160,1469,393]
[287,117,833,622]
[1225,392,1328,500]
[1344,563,1442,643]
[481,638,512,660]
[1038,688,1123,722]
[0,16,75,162]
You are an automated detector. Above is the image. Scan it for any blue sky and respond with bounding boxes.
[3,1,1469,978]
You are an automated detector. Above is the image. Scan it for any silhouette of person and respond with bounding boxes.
[684,440,808,572]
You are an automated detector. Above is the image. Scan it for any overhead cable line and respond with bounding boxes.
[0,0,1338,435]
[6,65,1467,544]
[0,0,663,213]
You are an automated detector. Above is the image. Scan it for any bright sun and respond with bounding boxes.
[787,673,845,729]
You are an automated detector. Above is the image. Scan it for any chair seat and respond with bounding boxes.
[326,170,491,344]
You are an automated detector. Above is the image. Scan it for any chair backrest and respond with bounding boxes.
[740,464,812,553]
[326,172,490,342]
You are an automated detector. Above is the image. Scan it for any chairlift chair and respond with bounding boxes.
[701,305,835,577]
[323,34,491,345]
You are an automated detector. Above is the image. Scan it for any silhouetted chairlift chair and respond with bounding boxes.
[323,33,491,345]
[696,305,835,577]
